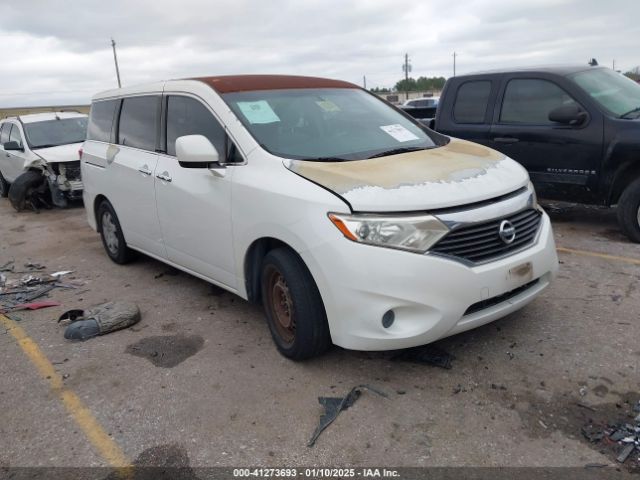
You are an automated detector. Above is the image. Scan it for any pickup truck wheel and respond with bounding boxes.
[0,171,9,198]
[617,178,640,243]
[8,170,47,211]
[97,201,137,264]
[260,248,331,360]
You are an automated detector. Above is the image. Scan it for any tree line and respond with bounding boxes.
[370,76,446,93]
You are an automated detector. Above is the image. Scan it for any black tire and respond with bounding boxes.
[97,200,137,264]
[8,170,46,211]
[617,178,640,243]
[0,170,9,198]
[260,248,331,360]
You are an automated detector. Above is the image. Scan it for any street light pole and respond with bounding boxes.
[402,53,412,100]
[111,38,122,88]
[453,51,457,77]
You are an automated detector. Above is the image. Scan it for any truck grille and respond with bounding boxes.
[431,208,542,264]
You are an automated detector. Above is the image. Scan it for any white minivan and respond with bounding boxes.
[81,75,558,359]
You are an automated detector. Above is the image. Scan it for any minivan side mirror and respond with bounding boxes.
[175,135,221,165]
[548,105,587,126]
[3,141,23,151]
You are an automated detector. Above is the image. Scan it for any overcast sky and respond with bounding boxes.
[1,0,638,107]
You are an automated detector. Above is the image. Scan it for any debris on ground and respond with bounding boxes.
[307,384,388,447]
[0,260,82,317]
[391,344,454,369]
[581,399,640,467]
[2,301,61,313]
[59,301,141,340]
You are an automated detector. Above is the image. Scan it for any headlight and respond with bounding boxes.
[328,212,449,253]
[528,181,538,207]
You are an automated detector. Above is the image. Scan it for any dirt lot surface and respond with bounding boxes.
[0,200,639,476]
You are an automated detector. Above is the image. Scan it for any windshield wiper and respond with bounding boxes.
[32,143,61,149]
[306,157,349,162]
[620,106,640,119]
[368,147,427,159]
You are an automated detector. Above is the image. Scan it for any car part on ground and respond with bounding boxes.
[59,301,141,341]
[307,385,388,447]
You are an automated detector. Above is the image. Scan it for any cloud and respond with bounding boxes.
[1,0,638,107]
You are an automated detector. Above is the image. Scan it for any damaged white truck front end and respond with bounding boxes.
[29,144,84,208]
[0,112,87,211]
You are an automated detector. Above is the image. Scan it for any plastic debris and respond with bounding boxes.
[581,399,640,466]
[50,271,74,278]
[59,301,141,341]
[391,345,454,369]
[307,385,388,447]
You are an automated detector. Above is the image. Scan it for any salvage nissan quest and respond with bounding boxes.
[81,75,559,359]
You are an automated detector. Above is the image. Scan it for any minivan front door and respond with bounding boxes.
[488,77,603,201]
[154,95,237,289]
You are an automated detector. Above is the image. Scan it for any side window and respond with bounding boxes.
[9,125,23,147]
[118,96,158,151]
[500,79,578,125]
[453,81,491,124]
[87,100,118,142]
[0,123,11,144]
[166,96,226,157]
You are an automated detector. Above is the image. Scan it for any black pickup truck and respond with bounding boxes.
[431,65,640,242]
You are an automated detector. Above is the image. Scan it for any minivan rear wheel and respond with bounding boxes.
[97,200,137,264]
[617,178,640,243]
[260,248,331,360]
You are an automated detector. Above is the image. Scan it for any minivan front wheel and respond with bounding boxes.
[617,178,640,243]
[260,248,331,360]
[97,201,136,264]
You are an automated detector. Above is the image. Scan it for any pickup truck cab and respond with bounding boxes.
[433,65,640,242]
[82,75,558,359]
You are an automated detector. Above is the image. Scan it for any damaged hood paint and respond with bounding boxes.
[33,143,82,164]
[285,138,529,211]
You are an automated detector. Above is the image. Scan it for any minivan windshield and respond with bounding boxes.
[24,117,88,149]
[223,88,439,161]
[569,68,640,119]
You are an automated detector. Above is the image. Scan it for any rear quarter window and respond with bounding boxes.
[87,100,119,142]
[453,80,492,124]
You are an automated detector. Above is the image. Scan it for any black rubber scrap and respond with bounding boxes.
[391,344,454,369]
[307,384,387,447]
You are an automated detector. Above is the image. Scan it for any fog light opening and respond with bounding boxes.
[382,310,395,328]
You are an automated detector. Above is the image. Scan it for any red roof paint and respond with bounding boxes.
[191,75,359,94]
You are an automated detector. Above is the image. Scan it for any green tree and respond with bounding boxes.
[394,76,446,92]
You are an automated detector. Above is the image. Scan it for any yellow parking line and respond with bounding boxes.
[0,314,130,471]
[557,246,640,266]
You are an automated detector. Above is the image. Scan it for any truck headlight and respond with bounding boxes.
[528,181,538,208]
[328,212,449,253]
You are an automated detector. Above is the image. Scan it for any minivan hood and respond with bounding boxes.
[33,143,82,163]
[285,138,529,212]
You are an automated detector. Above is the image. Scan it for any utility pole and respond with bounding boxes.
[402,53,412,100]
[453,51,457,77]
[111,38,122,88]
[363,75,367,89]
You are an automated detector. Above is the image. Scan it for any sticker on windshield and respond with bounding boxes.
[379,124,420,142]
[315,100,340,112]
[237,101,280,124]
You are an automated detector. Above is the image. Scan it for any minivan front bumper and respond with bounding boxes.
[301,210,558,351]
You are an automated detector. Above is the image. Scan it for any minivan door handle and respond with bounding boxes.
[156,171,172,183]
[138,165,152,176]
[493,137,519,144]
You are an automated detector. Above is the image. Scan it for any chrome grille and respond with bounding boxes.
[431,208,542,264]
